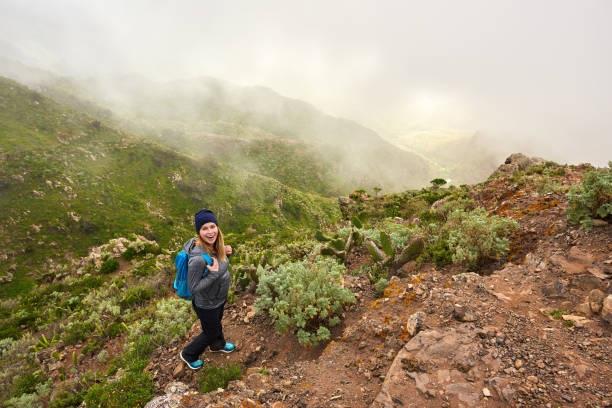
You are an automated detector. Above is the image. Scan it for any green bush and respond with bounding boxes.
[446,207,519,267]
[429,238,453,267]
[49,389,83,408]
[119,286,154,309]
[83,368,155,408]
[63,321,96,344]
[254,257,355,346]
[124,298,195,350]
[122,238,160,261]
[199,363,242,393]
[3,393,40,408]
[99,258,119,275]
[13,370,45,396]
[374,278,389,296]
[131,259,157,277]
[566,162,611,230]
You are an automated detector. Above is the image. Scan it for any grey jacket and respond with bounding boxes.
[183,237,230,309]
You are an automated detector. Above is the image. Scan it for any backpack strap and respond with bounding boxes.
[201,253,212,265]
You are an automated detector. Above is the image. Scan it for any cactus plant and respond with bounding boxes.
[315,231,331,242]
[380,231,394,257]
[366,235,425,277]
[317,216,363,262]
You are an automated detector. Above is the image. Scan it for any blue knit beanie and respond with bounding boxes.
[194,209,218,233]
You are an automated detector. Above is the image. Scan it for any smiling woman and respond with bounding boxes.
[179,209,235,370]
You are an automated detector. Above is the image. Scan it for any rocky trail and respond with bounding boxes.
[145,164,611,408]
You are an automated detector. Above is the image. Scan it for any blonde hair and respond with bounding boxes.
[195,227,227,262]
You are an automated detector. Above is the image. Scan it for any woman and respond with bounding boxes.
[180,209,235,370]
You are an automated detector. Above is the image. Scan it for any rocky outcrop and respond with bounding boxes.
[490,153,544,178]
[373,325,513,407]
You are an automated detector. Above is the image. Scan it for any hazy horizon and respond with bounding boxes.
[1,0,611,166]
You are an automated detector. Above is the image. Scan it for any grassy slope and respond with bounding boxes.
[0,77,340,296]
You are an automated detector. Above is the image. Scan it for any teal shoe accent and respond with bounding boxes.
[209,342,235,353]
[180,351,204,370]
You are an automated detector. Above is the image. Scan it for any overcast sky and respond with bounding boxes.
[1,0,611,165]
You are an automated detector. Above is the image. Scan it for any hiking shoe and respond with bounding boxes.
[209,342,235,353]
[180,351,204,370]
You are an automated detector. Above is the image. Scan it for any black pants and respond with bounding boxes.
[182,301,226,362]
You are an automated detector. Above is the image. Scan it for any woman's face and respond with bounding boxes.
[199,222,218,245]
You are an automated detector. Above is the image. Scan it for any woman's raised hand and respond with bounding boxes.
[225,245,232,256]
[208,257,219,272]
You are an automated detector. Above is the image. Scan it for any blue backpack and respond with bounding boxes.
[174,250,213,300]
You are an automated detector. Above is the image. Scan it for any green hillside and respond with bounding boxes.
[0,77,340,296]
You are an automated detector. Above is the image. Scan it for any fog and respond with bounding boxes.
[1,0,611,166]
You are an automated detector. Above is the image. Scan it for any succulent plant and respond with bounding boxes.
[366,232,425,277]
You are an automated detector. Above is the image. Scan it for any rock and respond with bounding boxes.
[144,382,192,408]
[593,219,609,227]
[602,295,612,324]
[453,304,477,322]
[400,260,417,275]
[482,387,492,398]
[489,377,516,404]
[493,153,544,177]
[407,372,431,396]
[373,326,487,408]
[542,280,565,298]
[405,312,425,336]
[588,266,610,280]
[568,246,595,265]
[571,274,603,291]
[271,402,286,408]
[562,394,574,402]
[452,272,480,285]
[562,314,591,328]
[514,359,523,369]
[526,376,538,383]
[164,382,189,395]
[574,302,592,317]
[172,363,183,376]
[574,364,594,379]
[445,383,479,406]
[588,289,606,314]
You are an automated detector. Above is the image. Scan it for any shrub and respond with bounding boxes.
[125,298,194,348]
[99,258,119,274]
[446,207,519,267]
[122,237,160,261]
[3,393,39,408]
[374,278,389,296]
[131,258,157,277]
[49,389,83,408]
[63,321,96,344]
[199,363,242,393]
[566,162,612,230]
[428,238,453,267]
[119,286,154,309]
[254,257,355,346]
[83,369,155,408]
